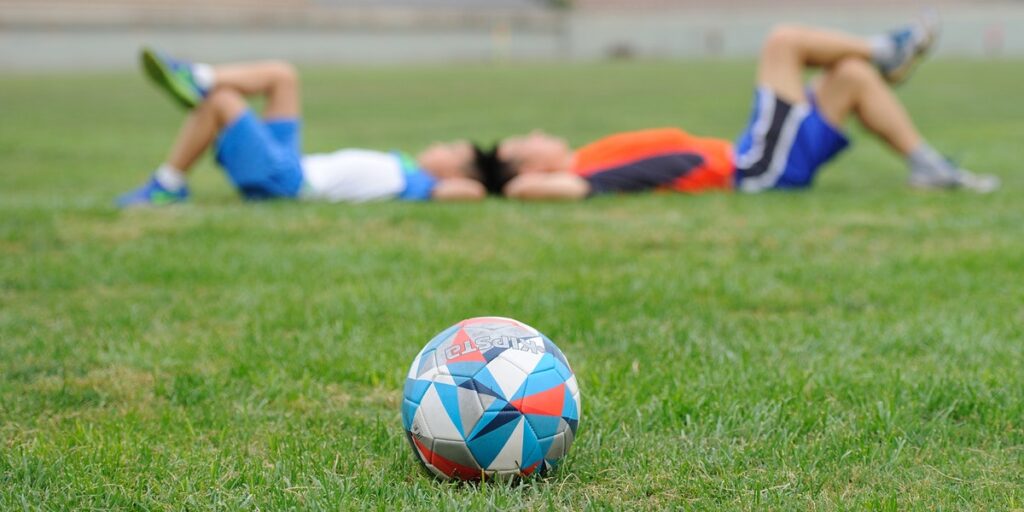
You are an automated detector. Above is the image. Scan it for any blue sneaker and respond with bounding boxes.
[116,177,189,208]
[880,12,941,85]
[140,47,207,109]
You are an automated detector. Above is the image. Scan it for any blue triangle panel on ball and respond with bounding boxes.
[470,406,520,441]
[467,414,522,469]
[403,378,432,405]
[519,417,544,469]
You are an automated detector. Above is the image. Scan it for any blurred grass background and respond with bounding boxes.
[1,60,1022,509]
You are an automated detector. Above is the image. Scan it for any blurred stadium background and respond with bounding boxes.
[1,0,1022,70]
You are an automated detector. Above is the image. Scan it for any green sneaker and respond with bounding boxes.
[140,47,207,109]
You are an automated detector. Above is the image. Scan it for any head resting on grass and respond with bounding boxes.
[416,140,479,180]
[490,130,574,191]
[470,143,517,196]
[416,131,572,194]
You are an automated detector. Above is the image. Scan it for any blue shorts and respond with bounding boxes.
[215,109,304,200]
[733,87,850,192]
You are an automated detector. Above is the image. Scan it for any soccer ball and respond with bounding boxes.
[402,317,581,481]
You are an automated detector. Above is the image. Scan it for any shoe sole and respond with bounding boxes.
[116,191,189,208]
[141,48,200,109]
[908,177,1001,194]
[886,46,930,85]
[886,17,941,85]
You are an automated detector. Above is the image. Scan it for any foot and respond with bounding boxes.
[878,12,941,85]
[116,177,190,208]
[140,47,208,109]
[909,167,1001,194]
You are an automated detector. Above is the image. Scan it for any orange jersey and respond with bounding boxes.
[571,128,736,194]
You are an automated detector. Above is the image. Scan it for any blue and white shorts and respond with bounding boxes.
[734,87,850,192]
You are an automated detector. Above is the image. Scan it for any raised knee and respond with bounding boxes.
[764,24,806,52]
[267,60,299,86]
[204,87,243,108]
[202,88,247,123]
[832,58,878,83]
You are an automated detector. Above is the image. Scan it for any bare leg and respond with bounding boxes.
[746,24,998,192]
[211,61,300,119]
[117,58,304,206]
[813,58,922,155]
[166,88,248,172]
[757,24,873,103]
[164,61,298,171]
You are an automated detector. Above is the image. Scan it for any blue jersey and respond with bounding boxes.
[395,151,439,201]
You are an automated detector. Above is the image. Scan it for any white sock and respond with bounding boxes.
[192,63,216,94]
[906,143,957,179]
[870,35,897,67]
[154,163,187,191]
[871,22,931,68]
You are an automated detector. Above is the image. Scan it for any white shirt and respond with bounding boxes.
[300,149,406,202]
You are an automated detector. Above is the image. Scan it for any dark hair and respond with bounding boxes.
[471,143,517,195]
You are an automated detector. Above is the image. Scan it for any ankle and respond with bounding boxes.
[154,163,188,191]
[192,63,216,95]
[869,35,897,67]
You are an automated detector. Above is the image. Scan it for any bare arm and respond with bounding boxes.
[431,177,487,201]
[504,172,591,201]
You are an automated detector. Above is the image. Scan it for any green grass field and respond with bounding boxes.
[2,60,1023,510]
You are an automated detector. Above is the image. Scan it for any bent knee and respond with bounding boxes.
[763,24,808,52]
[202,88,247,123]
[266,60,299,86]
[831,57,879,83]
[204,88,245,108]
